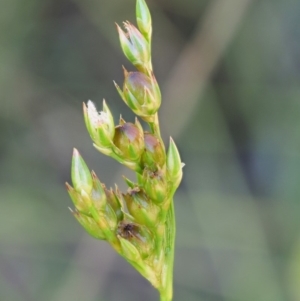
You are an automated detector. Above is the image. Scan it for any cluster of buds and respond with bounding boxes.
[66,0,183,300]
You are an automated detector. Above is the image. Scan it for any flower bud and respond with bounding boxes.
[116,22,151,72]
[71,148,93,195]
[142,132,165,170]
[114,69,161,118]
[136,0,152,42]
[70,208,106,240]
[123,188,160,227]
[83,100,115,150]
[90,171,107,211]
[66,182,91,216]
[113,119,144,162]
[118,222,154,259]
[140,169,167,205]
[104,186,124,222]
[119,236,142,262]
[103,203,118,231]
[167,138,184,191]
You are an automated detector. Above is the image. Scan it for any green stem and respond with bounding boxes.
[148,113,161,138]
[159,200,176,301]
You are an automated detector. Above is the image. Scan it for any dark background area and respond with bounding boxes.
[1,0,300,300]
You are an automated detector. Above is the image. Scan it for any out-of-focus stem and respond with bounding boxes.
[159,200,175,301]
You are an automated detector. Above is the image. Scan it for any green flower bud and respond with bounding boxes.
[119,236,141,262]
[66,182,91,216]
[136,0,152,42]
[118,222,154,259]
[116,22,151,72]
[142,132,166,170]
[71,148,93,195]
[113,119,144,162]
[114,69,161,119]
[167,138,184,191]
[70,208,106,240]
[83,100,115,150]
[90,171,107,211]
[104,186,124,222]
[140,169,167,205]
[123,188,160,227]
[104,203,118,231]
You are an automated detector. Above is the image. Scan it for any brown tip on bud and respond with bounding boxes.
[122,65,129,76]
[65,182,72,190]
[119,116,126,124]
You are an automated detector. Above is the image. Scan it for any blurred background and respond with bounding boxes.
[1,0,300,300]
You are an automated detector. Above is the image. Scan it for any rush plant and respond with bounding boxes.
[66,1,183,300]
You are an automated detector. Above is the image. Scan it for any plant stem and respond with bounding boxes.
[159,200,176,301]
[149,113,161,138]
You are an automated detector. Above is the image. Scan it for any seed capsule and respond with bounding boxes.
[115,70,161,118]
[123,187,160,227]
[142,132,165,170]
[141,169,167,205]
[116,22,151,72]
[113,120,144,162]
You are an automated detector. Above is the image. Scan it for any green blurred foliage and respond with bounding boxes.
[1,0,300,300]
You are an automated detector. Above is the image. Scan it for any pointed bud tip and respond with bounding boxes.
[73,148,80,157]
[87,99,94,106]
[134,117,140,125]
[167,137,182,169]
[65,182,72,190]
[122,65,129,76]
